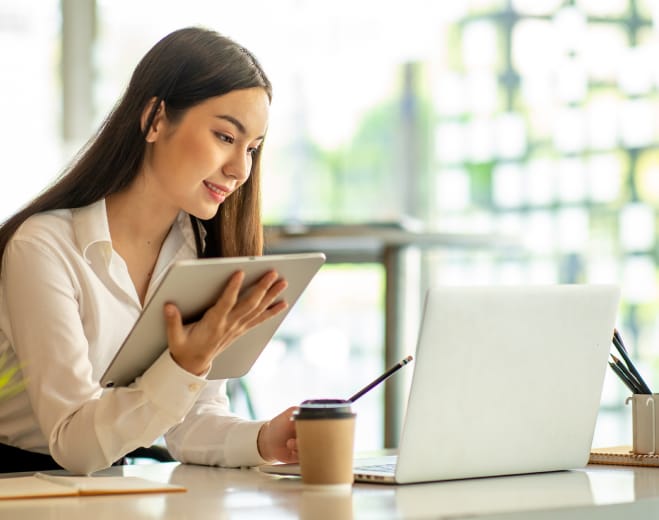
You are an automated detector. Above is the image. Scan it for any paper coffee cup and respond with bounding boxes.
[293,399,356,487]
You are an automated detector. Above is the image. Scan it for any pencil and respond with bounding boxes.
[609,356,643,394]
[613,328,626,352]
[347,355,413,403]
[611,331,652,394]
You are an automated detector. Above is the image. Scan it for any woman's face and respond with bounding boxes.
[142,87,269,220]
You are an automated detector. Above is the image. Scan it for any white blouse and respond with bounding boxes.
[0,199,266,474]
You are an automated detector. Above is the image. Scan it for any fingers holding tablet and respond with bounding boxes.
[166,269,289,376]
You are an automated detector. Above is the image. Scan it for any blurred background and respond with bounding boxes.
[2,0,659,452]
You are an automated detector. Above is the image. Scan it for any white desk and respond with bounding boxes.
[2,462,659,519]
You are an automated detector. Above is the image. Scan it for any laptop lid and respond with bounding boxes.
[393,284,620,484]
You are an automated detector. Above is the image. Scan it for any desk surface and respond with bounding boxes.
[2,462,659,519]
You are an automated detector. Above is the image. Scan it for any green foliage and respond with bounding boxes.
[0,353,24,401]
[319,91,435,222]
[466,162,494,207]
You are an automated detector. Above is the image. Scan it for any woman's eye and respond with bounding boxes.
[214,132,234,144]
[247,146,260,156]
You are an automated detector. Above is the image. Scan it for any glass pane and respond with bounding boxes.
[557,158,587,203]
[466,71,499,115]
[587,257,619,284]
[520,76,555,141]
[586,153,623,203]
[527,258,559,283]
[467,117,495,162]
[523,211,556,254]
[492,163,524,208]
[433,73,466,116]
[512,0,563,15]
[467,0,507,14]
[519,74,553,110]
[435,122,467,164]
[585,93,620,150]
[512,19,557,75]
[582,23,628,82]
[526,158,556,206]
[619,203,655,252]
[435,168,471,211]
[636,0,657,18]
[495,113,527,159]
[556,57,588,103]
[575,0,630,17]
[620,98,655,148]
[557,207,589,253]
[462,20,499,70]
[618,46,654,95]
[621,255,657,303]
[636,150,659,204]
[553,108,586,153]
[553,7,588,54]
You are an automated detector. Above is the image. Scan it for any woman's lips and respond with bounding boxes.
[204,181,229,203]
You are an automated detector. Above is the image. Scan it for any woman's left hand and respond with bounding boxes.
[257,406,298,463]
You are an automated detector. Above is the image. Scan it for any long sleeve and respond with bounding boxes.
[165,379,267,468]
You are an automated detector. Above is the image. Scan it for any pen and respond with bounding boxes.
[611,330,652,394]
[347,355,413,403]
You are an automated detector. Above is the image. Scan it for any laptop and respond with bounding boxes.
[260,284,620,484]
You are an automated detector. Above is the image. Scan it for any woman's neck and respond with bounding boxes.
[105,184,178,248]
[105,186,179,304]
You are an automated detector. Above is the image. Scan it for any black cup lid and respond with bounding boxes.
[293,399,355,419]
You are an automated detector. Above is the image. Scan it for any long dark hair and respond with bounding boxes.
[0,26,272,264]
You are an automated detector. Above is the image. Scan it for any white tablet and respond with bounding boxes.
[100,252,326,387]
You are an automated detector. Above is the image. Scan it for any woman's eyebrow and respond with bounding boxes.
[215,114,264,140]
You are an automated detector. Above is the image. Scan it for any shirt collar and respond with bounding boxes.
[72,199,204,264]
[72,199,112,264]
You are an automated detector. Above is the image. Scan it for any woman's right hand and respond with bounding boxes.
[164,269,288,376]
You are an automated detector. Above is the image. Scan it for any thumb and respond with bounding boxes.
[164,302,185,348]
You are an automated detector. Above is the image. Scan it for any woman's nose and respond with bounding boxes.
[223,151,251,182]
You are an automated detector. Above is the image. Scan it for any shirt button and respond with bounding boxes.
[188,383,201,392]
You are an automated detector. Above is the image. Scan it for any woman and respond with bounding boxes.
[0,26,299,474]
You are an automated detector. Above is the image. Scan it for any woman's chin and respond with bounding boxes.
[188,203,221,221]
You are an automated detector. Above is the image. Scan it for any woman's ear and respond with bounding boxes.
[141,97,166,143]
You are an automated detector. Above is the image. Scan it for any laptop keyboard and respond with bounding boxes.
[354,463,396,473]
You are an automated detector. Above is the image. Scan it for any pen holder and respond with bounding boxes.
[626,394,659,454]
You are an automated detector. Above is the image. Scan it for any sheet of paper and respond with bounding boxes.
[0,473,186,499]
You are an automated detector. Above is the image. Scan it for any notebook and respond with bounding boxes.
[0,473,186,499]
[261,284,620,484]
[589,446,659,468]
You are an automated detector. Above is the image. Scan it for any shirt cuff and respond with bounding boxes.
[136,351,207,417]
[224,419,269,467]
